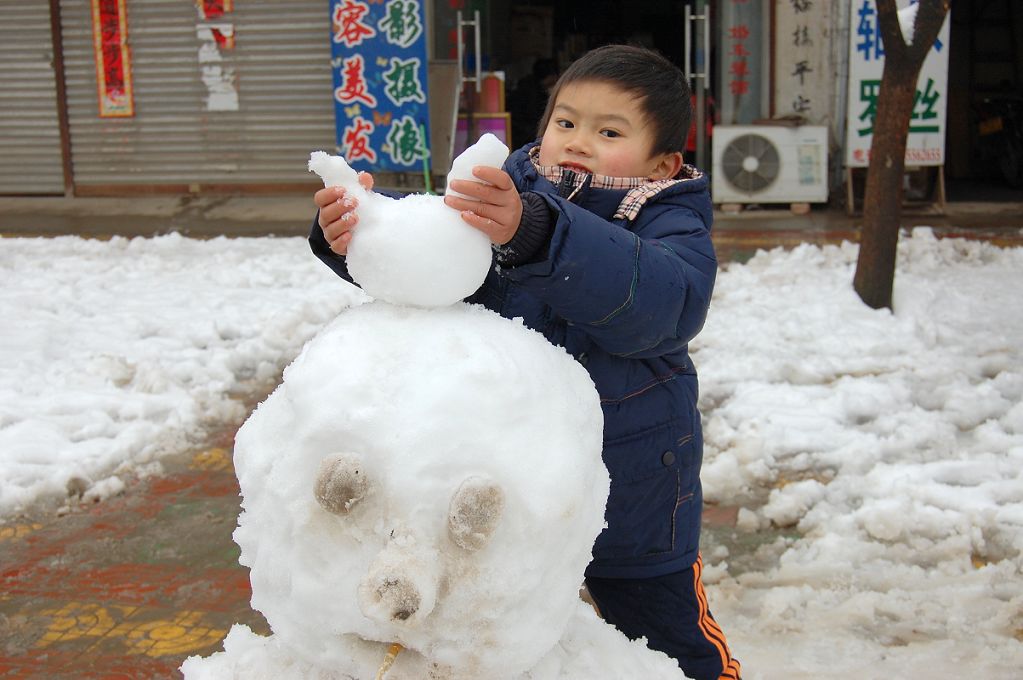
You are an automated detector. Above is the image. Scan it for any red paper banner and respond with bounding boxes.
[91,0,134,117]
[198,0,234,20]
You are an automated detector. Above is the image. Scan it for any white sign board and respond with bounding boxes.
[774,0,830,125]
[845,0,950,167]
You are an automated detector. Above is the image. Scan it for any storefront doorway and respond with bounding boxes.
[946,0,1023,198]
[462,1,777,174]
[483,0,729,171]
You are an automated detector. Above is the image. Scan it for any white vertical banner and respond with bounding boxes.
[717,0,768,125]
[195,1,238,112]
[774,0,830,124]
[845,0,950,167]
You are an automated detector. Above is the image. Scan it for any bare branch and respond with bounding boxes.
[876,0,906,59]
[908,0,950,62]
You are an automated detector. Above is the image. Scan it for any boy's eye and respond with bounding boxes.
[600,129,621,138]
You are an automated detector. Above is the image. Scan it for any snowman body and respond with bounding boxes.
[182,136,689,679]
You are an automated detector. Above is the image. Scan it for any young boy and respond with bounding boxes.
[310,44,740,680]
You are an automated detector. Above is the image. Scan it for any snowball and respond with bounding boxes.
[444,132,513,200]
[214,302,615,678]
[308,134,509,307]
[81,474,126,503]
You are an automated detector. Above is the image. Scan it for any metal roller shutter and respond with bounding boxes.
[59,0,335,192]
[0,4,65,195]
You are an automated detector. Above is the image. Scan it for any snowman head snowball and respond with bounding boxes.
[307,133,510,308]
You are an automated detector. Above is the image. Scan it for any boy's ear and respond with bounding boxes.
[648,152,684,180]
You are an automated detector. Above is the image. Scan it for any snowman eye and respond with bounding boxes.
[314,452,369,515]
[448,475,505,551]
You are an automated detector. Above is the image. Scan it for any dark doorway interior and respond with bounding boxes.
[491,1,694,150]
[947,0,1023,200]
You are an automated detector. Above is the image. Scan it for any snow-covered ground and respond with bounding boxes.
[1,228,1020,677]
[692,230,1023,677]
[0,234,365,512]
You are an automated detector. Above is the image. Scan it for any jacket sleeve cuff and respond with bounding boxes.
[493,191,554,267]
[309,210,356,283]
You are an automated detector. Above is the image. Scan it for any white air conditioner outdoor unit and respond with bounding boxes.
[711,125,829,204]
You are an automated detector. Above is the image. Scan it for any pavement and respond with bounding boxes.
[1,426,269,679]
[1,192,1021,678]
[2,192,1022,258]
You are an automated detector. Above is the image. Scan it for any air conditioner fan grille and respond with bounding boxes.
[720,133,781,193]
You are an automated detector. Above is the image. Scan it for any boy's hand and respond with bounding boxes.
[444,167,522,245]
[314,172,374,255]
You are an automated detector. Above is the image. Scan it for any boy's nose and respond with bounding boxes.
[564,132,591,156]
[565,140,590,156]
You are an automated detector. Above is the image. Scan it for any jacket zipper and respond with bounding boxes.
[557,169,577,199]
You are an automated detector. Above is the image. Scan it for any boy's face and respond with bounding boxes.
[538,80,681,180]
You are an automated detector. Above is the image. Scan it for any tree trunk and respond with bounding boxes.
[853,0,950,310]
[853,55,917,309]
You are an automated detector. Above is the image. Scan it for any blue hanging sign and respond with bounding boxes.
[329,0,431,172]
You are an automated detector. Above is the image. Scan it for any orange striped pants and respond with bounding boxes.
[585,554,741,680]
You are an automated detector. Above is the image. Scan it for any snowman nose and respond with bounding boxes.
[358,548,439,625]
[366,574,422,621]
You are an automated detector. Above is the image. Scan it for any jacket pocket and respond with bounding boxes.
[592,422,697,561]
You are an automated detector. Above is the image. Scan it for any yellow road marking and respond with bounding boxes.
[190,447,231,472]
[0,523,44,541]
[34,601,226,657]
[123,610,226,657]
[36,602,138,646]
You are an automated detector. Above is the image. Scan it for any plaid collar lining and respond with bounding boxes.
[528,145,704,222]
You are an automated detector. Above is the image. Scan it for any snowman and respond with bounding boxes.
[181,136,689,679]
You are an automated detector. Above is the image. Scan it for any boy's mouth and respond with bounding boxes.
[559,162,592,174]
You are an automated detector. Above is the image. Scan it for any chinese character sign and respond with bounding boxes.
[717,0,766,125]
[774,0,829,124]
[329,0,431,171]
[90,0,134,117]
[845,0,950,167]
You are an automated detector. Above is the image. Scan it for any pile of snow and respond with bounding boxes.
[3,217,1021,677]
[184,605,686,680]
[692,229,1023,676]
[0,234,365,514]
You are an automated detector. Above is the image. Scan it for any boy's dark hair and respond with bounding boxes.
[536,44,693,157]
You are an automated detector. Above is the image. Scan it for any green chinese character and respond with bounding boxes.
[378,0,423,48]
[385,115,427,166]
[857,79,881,137]
[910,78,941,133]
[383,57,426,106]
